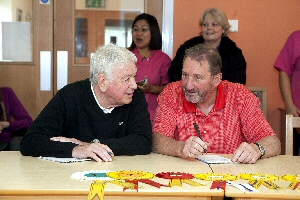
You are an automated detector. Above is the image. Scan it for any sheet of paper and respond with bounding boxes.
[227,181,260,193]
[38,156,91,163]
[197,155,234,164]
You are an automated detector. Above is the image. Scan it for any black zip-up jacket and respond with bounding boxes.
[168,36,247,84]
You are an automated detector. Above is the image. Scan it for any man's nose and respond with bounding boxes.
[184,77,195,90]
[131,78,137,89]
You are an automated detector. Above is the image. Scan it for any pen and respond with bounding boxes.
[193,122,208,154]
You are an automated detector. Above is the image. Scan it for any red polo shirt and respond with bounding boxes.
[152,81,275,154]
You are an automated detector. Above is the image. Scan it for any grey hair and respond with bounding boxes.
[183,43,222,75]
[200,8,231,36]
[89,44,137,84]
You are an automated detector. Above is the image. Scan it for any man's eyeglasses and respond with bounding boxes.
[132,28,150,33]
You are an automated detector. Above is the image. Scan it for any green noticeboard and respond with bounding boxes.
[86,0,106,8]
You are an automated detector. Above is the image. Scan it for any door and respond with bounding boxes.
[0,0,162,120]
[0,0,54,119]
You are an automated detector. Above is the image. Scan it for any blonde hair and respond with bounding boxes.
[200,8,231,36]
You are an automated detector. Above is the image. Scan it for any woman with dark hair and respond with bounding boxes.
[129,13,171,120]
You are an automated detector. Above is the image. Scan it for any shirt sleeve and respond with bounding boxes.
[238,88,276,142]
[4,87,33,131]
[274,33,296,77]
[152,83,179,138]
[20,89,78,158]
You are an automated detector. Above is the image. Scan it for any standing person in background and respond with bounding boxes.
[128,13,171,120]
[274,30,300,156]
[0,87,33,151]
[168,8,246,84]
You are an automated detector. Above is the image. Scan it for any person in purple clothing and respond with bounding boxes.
[128,13,172,120]
[0,87,33,150]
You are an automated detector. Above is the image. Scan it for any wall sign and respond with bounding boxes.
[86,0,105,8]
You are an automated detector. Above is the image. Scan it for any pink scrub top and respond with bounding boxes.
[274,30,300,108]
[133,47,171,120]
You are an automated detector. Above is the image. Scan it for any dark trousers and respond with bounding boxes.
[0,141,10,151]
[0,137,23,151]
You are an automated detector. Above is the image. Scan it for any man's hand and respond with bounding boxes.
[50,137,114,162]
[182,136,209,158]
[232,142,261,164]
[72,143,114,162]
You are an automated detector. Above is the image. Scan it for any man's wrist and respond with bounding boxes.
[254,142,266,158]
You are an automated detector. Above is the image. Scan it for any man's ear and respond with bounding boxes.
[98,74,107,92]
[213,73,222,86]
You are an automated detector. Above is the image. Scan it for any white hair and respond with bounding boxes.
[90,44,137,84]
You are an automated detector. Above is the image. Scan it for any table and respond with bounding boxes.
[213,155,300,200]
[1,152,300,200]
[0,152,223,200]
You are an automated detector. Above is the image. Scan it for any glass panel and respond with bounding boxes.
[76,18,89,57]
[0,0,33,62]
[75,0,144,64]
[105,19,133,48]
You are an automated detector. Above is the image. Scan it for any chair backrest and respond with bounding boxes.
[285,114,300,155]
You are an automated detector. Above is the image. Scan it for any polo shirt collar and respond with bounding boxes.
[183,82,226,113]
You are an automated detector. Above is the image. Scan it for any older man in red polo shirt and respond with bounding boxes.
[152,44,281,164]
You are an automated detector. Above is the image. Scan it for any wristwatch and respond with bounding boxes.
[254,142,265,158]
[92,139,101,144]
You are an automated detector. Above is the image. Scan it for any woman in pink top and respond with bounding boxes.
[128,13,171,120]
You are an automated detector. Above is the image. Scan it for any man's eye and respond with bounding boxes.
[123,78,130,82]
[195,76,202,80]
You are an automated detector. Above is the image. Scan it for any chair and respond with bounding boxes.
[248,87,268,118]
[285,114,300,155]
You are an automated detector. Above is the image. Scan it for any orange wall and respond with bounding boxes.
[174,0,300,138]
